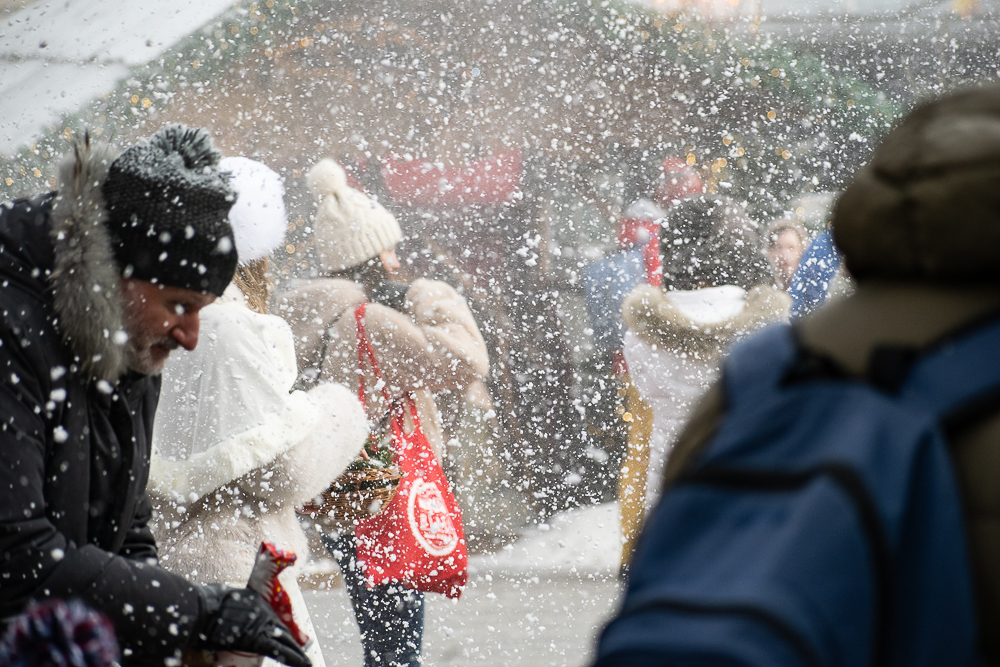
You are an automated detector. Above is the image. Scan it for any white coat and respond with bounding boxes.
[148,287,367,667]
[149,286,366,579]
[147,285,367,667]
[622,284,790,505]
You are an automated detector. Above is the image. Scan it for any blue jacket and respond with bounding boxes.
[788,230,841,318]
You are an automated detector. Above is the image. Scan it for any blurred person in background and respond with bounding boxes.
[149,157,367,667]
[583,198,666,373]
[787,224,852,316]
[608,156,705,574]
[764,218,809,291]
[597,84,1000,666]
[588,198,665,574]
[0,126,309,667]
[277,159,489,667]
[654,156,704,211]
[617,195,790,569]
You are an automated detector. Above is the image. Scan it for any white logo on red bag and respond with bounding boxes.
[407,478,459,556]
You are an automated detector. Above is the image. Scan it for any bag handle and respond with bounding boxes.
[356,302,424,439]
[355,302,393,408]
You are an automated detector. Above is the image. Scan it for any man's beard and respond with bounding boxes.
[125,334,179,375]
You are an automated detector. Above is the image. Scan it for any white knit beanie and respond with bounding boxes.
[307,159,403,273]
[219,156,287,265]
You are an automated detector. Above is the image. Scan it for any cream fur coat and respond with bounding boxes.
[622,284,790,504]
[277,278,489,461]
[149,288,367,584]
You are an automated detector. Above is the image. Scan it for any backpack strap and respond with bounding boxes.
[901,314,1000,422]
[719,323,799,408]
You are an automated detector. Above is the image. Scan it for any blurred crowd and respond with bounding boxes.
[4,83,1000,667]
[579,155,852,568]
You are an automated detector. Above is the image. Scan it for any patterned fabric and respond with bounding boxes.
[0,600,119,667]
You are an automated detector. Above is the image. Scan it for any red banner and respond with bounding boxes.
[380,150,521,207]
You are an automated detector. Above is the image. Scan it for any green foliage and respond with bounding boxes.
[561,0,903,216]
[346,429,397,471]
[0,0,903,221]
[705,37,901,216]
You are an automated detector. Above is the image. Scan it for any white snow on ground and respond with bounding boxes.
[0,0,237,155]
[470,501,622,577]
[301,501,624,581]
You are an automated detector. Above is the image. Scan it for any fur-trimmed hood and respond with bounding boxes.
[48,138,130,382]
[623,283,791,362]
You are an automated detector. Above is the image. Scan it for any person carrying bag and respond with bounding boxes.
[279,158,489,667]
[595,85,1000,666]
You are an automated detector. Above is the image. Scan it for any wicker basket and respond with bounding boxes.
[298,466,404,524]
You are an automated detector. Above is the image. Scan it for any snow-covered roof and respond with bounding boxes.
[0,0,237,156]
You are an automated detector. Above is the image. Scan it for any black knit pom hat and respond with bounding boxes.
[102,125,238,296]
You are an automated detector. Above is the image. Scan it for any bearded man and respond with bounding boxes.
[0,126,310,667]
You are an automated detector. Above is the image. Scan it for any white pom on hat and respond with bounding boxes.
[307,158,403,273]
[219,156,287,264]
[306,157,348,196]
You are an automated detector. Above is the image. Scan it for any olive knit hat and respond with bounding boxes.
[306,158,402,273]
[102,125,238,296]
[833,84,1000,283]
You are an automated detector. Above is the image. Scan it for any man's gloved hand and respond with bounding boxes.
[369,281,410,312]
[193,584,311,667]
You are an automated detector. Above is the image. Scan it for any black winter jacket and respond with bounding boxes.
[0,148,205,667]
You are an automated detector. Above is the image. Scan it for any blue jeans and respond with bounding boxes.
[323,534,425,667]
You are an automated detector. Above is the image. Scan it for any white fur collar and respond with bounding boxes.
[48,137,130,382]
[149,391,318,504]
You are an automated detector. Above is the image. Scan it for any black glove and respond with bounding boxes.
[369,281,410,311]
[193,584,311,667]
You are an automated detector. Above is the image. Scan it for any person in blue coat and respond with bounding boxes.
[786,227,842,318]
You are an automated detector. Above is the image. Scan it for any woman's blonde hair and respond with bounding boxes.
[233,258,273,314]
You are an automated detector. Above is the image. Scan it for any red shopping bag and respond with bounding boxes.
[352,302,469,599]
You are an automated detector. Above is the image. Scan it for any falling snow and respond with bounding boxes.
[0,0,997,663]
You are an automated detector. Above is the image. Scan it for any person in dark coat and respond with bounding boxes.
[0,126,311,667]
